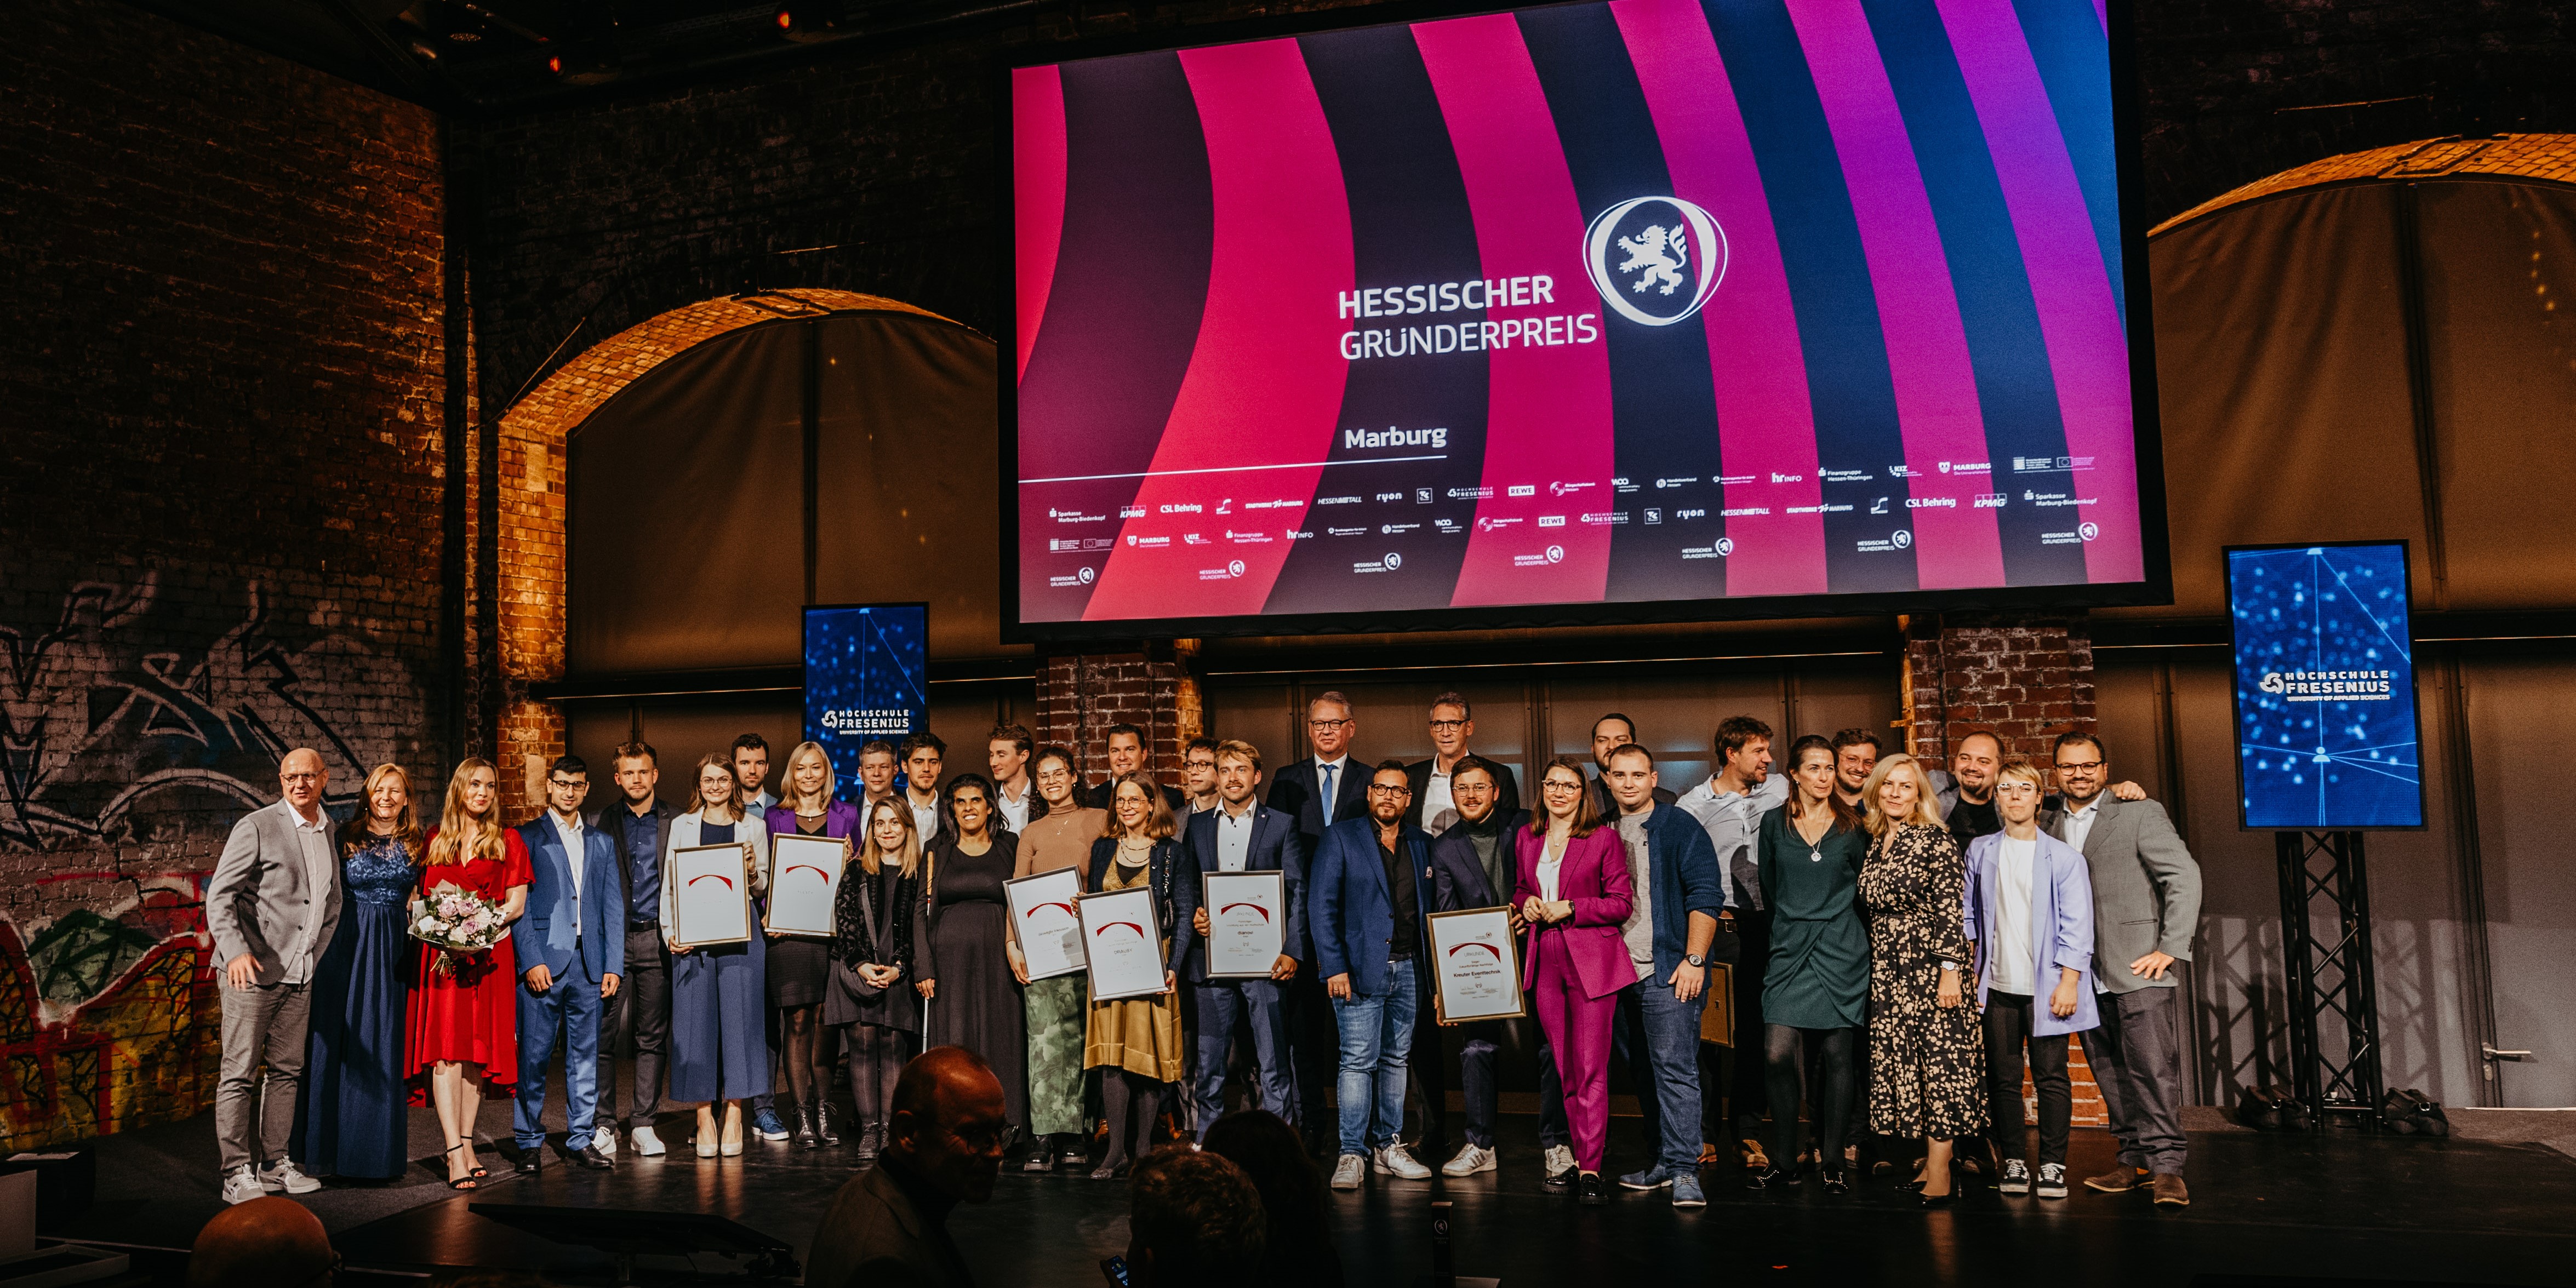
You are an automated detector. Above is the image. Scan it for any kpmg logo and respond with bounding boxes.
[1583,197,1727,327]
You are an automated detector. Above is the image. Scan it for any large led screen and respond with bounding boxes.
[804,604,928,802]
[2227,544,2424,831]
[1011,0,2153,633]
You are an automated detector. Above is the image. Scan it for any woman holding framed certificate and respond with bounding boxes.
[659,753,771,1157]
[827,797,921,1161]
[916,774,1028,1141]
[763,741,859,1149]
[1514,757,1633,1206]
[1082,772,1184,1180]
[1007,746,1107,1172]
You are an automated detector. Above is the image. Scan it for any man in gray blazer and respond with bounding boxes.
[205,748,343,1204]
[2042,731,2202,1207]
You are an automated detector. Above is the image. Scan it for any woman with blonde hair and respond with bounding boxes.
[405,758,532,1189]
[662,753,771,1157]
[1082,771,1185,1179]
[826,797,922,1161]
[763,740,859,1148]
[1857,752,1986,1205]
[299,763,425,1181]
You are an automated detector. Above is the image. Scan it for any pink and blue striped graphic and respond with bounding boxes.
[1013,0,2141,626]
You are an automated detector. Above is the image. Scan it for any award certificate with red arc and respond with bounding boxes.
[764,833,846,938]
[1202,871,1286,980]
[1078,884,1170,1002]
[1007,867,1088,982]
[1428,906,1525,1023]
[670,843,755,949]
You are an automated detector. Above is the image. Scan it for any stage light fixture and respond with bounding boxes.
[775,0,848,43]
[426,1,489,44]
[546,11,622,85]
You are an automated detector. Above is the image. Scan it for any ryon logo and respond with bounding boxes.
[1582,196,1727,327]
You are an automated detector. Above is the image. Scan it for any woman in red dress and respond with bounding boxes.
[408,757,532,1189]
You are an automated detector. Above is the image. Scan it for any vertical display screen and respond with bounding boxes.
[2227,543,2423,831]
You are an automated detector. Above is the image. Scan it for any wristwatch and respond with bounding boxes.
[1685,952,1706,968]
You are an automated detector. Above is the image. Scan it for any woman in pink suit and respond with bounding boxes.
[1515,755,1635,1206]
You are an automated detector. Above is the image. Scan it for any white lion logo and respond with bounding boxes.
[1617,225,1688,296]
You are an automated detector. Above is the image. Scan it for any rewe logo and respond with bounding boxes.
[1583,197,1727,327]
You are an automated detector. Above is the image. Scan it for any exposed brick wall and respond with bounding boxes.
[1032,650,1205,789]
[1905,613,2097,765]
[0,0,448,1146]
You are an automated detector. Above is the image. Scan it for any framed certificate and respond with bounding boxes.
[1426,907,1524,1024]
[1006,867,1087,981]
[670,843,753,949]
[764,834,844,937]
[1202,871,1286,979]
[1698,961,1735,1046]
[1077,885,1170,1002]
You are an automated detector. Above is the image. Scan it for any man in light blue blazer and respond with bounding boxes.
[515,754,627,1171]
[1964,760,2097,1200]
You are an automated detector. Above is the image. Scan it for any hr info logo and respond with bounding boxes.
[1582,196,1728,327]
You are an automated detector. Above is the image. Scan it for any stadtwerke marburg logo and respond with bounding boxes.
[1583,196,1727,327]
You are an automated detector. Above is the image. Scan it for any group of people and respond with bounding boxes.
[204,692,2200,1221]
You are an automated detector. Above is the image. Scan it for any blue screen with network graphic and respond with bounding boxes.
[803,604,928,802]
[2227,543,2423,830]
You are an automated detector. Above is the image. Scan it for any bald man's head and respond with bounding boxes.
[190,1197,332,1288]
[886,1046,1008,1204]
[277,748,327,816]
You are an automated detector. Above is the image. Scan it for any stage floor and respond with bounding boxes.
[67,1113,2573,1286]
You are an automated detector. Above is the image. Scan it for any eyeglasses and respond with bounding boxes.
[549,778,587,790]
[281,772,323,784]
[1308,718,1354,731]
[1541,779,1584,793]
[1366,784,1408,796]
[2054,760,2105,773]
[938,1119,1012,1152]
[1426,719,1467,732]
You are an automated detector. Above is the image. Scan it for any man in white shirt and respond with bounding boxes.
[513,756,624,1172]
[1403,692,1521,836]
[1673,717,1790,1166]
[900,732,946,844]
[732,734,776,815]
[988,723,1041,833]
[1173,741,1306,1141]
[206,749,340,1203]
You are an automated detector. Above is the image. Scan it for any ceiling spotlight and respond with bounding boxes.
[775,1,848,42]
[546,9,622,84]
[427,1,489,43]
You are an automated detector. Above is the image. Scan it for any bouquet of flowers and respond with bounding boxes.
[411,884,510,974]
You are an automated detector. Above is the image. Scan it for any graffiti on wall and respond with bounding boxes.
[0,573,427,1145]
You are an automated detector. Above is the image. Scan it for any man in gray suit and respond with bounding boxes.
[2042,731,2202,1208]
[205,748,343,1204]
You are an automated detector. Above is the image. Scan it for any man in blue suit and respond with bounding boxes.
[1169,740,1307,1141]
[1308,759,1436,1190]
[514,755,625,1172]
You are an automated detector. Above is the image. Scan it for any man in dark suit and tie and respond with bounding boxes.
[513,755,625,1172]
[1169,740,1307,1139]
[1265,691,1370,1152]
[2041,731,2202,1209]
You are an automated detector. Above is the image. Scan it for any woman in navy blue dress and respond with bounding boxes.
[296,763,422,1180]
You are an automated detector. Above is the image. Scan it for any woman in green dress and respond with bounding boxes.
[1751,734,1871,1193]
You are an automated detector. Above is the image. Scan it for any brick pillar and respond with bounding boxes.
[1904,609,2106,1127]
[1032,643,1204,788]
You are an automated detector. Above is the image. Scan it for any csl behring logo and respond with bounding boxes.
[1583,196,1727,327]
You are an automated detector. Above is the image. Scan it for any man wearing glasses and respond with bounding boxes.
[2041,731,2201,1208]
[1404,692,1520,837]
[1308,761,1437,1189]
[1269,692,1372,1154]
[207,748,341,1204]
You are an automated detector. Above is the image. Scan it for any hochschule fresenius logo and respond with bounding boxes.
[1583,196,1728,327]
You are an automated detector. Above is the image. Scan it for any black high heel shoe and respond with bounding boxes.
[1918,1184,1955,1207]
[1819,1165,1851,1195]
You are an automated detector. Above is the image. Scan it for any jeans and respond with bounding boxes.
[2089,986,2187,1173]
[1617,974,1709,1172]
[1330,958,1419,1155]
[596,928,670,1128]
[1459,1008,1567,1150]
[516,965,607,1147]
[1193,978,1295,1140]
[1982,992,2071,1165]
[216,981,310,1173]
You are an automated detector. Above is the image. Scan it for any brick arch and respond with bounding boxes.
[488,290,974,812]
[2151,133,2576,238]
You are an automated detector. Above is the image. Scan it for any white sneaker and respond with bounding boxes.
[630,1126,666,1157]
[1543,1144,1577,1179]
[221,1167,264,1205]
[1442,1143,1498,1176]
[260,1161,321,1195]
[594,1126,618,1156]
[1330,1153,1366,1190]
[1373,1143,1432,1180]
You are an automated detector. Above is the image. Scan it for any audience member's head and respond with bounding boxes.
[189,1197,333,1288]
[1127,1147,1267,1288]
[884,1046,1008,1203]
[1201,1109,1335,1281]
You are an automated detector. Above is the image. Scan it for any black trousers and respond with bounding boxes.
[1409,968,1448,1148]
[1981,992,2072,1166]
[597,927,671,1129]
[1727,908,1772,1137]
[1284,967,1338,1150]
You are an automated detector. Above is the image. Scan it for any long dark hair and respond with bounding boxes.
[1525,754,1602,840]
[1786,735,1863,834]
